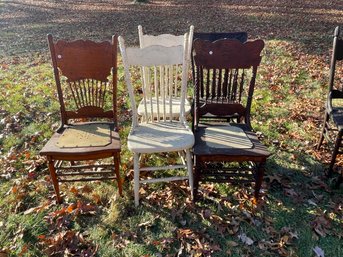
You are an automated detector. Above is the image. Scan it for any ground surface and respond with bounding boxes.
[0,1,342,256]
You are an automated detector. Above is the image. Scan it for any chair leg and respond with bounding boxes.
[185,149,194,200]
[335,173,342,188]
[254,162,265,201]
[133,153,140,207]
[114,153,123,196]
[193,155,200,202]
[328,130,342,177]
[317,112,329,150]
[47,158,62,203]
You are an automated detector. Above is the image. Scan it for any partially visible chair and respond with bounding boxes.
[118,35,194,206]
[192,38,270,200]
[317,26,343,186]
[137,25,194,119]
[191,32,248,126]
[40,35,122,203]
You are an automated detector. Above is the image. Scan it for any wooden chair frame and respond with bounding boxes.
[40,34,122,203]
[119,35,194,206]
[192,38,270,200]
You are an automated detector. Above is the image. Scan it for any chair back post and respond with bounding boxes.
[180,32,189,124]
[245,65,259,129]
[329,26,340,92]
[187,26,194,63]
[47,34,68,128]
[111,35,118,128]
[118,36,139,129]
[138,25,144,48]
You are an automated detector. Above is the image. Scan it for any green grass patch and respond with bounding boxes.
[1,1,343,256]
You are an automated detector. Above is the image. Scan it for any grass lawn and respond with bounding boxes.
[0,0,342,256]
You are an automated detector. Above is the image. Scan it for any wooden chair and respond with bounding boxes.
[119,35,194,206]
[137,25,194,119]
[317,26,343,186]
[40,35,122,203]
[192,38,270,200]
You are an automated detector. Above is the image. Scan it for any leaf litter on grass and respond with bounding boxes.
[1,0,343,256]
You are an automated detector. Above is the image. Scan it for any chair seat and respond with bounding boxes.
[194,123,270,159]
[40,122,120,160]
[128,121,194,154]
[137,97,191,118]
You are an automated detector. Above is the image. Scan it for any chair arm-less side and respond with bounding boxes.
[192,38,270,200]
[317,26,343,186]
[40,35,122,203]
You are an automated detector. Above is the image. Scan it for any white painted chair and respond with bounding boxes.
[119,35,194,206]
[137,25,194,120]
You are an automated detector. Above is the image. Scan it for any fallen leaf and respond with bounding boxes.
[227,240,239,247]
[238,233,254,246]
[313,246,325,257]
[311,215,331,237]
[70,186,79,195]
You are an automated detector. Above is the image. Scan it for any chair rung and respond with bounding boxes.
[59,176,117,182]
[56,164,114,170]
[204,178,255,183]
[201,167,255,172]
[140,164,186,172]
[56,170,114,176]
[200,171,253,177]
[140,176,189,184]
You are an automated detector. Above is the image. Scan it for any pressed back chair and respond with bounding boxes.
[119,35,194,206]
[137,25,194,120]
[40,35,122,203]
[192,38,270,200]
[317,26,343,186]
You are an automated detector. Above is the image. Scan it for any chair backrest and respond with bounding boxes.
[329,26,343,92]
[47,34,118,126]
[138,26,194,103]
[191,32,248,86]
[118,35,189,127]
[192,38,264,129]
[138,25,194,60]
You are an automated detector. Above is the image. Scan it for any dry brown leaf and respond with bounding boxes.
[311,215,331,237]
[227,240,239,247]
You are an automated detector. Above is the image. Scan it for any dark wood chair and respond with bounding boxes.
[317,26,343,186]
[40,35,122,203]
[192,38,270,200]
[191,32,248,126]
